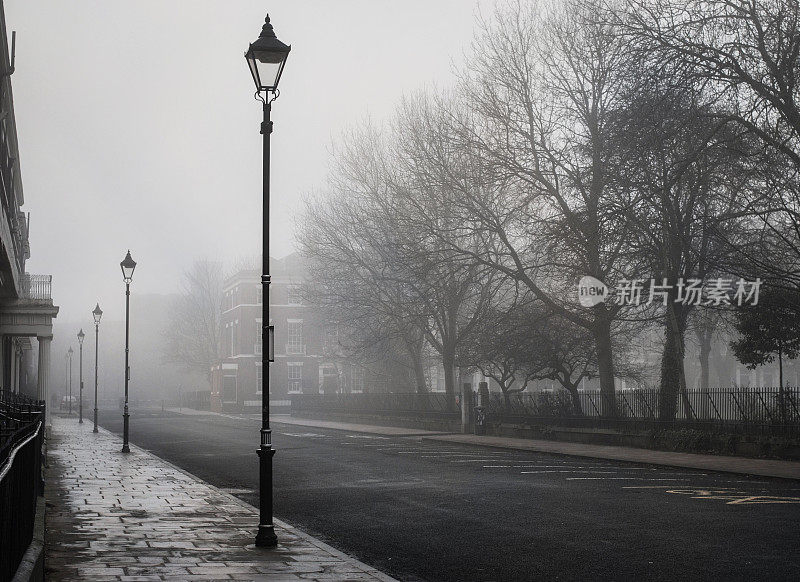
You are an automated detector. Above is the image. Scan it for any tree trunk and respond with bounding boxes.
[566,384,583,416]
[593,312,617,417]
[408,343,429,394]
[659,303,690,421]
[698,330,711,419]
[442,349,456,411]
[659,322,680,421]
[779,342,786,423]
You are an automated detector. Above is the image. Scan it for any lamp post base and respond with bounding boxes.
[122,410,130,453]
[93,408,98,433]
[255,445,277,547]
[255,525,277,548]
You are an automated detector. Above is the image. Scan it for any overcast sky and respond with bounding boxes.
[4,0,495,325]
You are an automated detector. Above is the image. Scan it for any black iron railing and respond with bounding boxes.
[485,388,800,421]
[291,388,800,436]
[0,390,45,581]
[489,389,800,436]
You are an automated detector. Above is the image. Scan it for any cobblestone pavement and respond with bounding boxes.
[44,416,398,581]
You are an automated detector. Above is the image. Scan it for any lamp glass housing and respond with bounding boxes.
[246,49,288,91]
[78,329,85,345]
[120,251,137,283]
[245,15,290,92]
[93,304,103,325]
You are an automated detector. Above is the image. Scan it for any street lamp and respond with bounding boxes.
[120,250,136,453]
[92,304,103,433]
[67,347,73,415]
[246,13,290,549]
[77,329,85,424]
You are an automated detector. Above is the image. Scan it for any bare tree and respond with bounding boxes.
[163,260,222,388]
[618,0,800,283]
[611,61,763,419]
[299,121,504,406]
[609,0,800,416]
[463,298,600,414]
[396,1,637,415]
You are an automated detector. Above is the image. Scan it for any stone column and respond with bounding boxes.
[11,341,18,393]
[37,336,52,426]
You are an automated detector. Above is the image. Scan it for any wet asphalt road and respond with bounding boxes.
[97,410,800,581]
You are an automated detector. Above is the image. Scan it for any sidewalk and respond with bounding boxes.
[281,416,800,480]
[45,416,397,581]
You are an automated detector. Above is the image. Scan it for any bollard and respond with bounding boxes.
[474,405,486,435]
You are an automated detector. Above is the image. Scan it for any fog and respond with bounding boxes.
[5,0,495,326]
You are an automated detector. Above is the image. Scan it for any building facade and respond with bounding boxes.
[0,1,59,420]
[211,253,409,412]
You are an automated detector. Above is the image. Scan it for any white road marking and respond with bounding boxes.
[449,459,517,463]
[623,486,691,489]
[482,465,537,469]
[521,470,618,474]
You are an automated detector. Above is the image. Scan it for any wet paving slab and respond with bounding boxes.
[44,416,397,581]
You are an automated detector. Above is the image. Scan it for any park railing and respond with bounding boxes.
[484,387,800,435]
[291,387,800,436]
[0,390,45,580]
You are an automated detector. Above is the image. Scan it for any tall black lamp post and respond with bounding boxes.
[67,347,73,415]
[77,329,85,423]
[92,304,103,433]
[120,250,136,453]
[245,13,290,548]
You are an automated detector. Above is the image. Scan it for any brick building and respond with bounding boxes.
[211,253,405,412]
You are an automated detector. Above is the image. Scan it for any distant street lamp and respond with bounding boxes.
[77,329,85,424]
[93,304,103,433]
[67,347,73,415]
[245,13,290,549]
[120,250,137,453]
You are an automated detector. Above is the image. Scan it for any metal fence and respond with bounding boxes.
[486,388,800,424]
[291,388,800,435]
[0,390,45,580]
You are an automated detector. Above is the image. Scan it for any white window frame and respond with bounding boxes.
[287,362,303,394]
[287,285,302,306]
[286,319,304,355]
[351,365,365,394]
